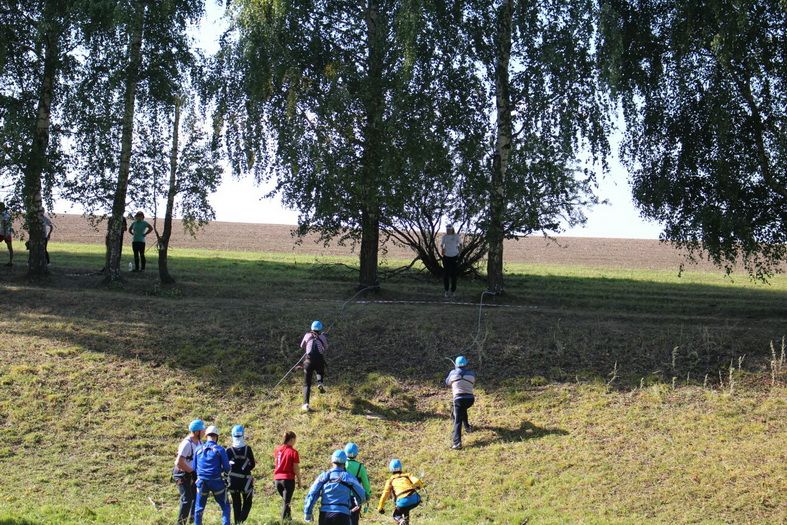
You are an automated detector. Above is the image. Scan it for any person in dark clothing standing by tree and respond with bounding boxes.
[1,202,14,267]
[274,430,302,521]
[445,355,476,450]
[301,320,328,412]
[128,210,152,271]
[440,225,462,299]
[227,425,255,524]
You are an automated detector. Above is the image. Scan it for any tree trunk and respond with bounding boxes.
[24,1,61,278]
[158,97,180,284]
[486,0,513,294]
[105,1,145,283]
[358,0,384,289]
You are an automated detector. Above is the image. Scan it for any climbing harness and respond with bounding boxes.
[227,446,254,494]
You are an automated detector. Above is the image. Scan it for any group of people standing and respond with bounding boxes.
[0,202,54,267]
[173,423,427,525]
[0,204,152,271]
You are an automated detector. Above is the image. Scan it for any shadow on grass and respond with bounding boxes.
[350,398,444,422]
[2,248,787,390]
[0,519,44,525]
[471,420,569,448]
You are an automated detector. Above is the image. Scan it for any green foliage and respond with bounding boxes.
[467,0,611,237]
[61,0,207,213]
[599,0,787,279]
[211,0,489,285]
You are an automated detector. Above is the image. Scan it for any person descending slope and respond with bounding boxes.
[343,443,372,525]
[377,459,424,525]
[445,355,476,450]
[301,320,328,412]
[226,425,256,524]
[193,426,231,525]
[173,419,205,525]
[304,450,367,525]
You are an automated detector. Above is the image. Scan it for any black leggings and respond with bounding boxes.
[303,353,325,404]
[393,499,420,521]
[275,479,295,520]
[452,396,475,446]
[443,256,458,292]
[132,241,146,270]
[230,488,253,524]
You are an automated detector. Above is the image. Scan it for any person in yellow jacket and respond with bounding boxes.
[377,459,423,525]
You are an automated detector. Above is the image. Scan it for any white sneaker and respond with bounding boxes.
[301,403,310,412]
[444,291,450,299]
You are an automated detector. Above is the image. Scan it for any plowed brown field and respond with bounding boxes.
[48,213,722,271]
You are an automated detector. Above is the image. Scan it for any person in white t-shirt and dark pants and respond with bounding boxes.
[440,225,462,299]
[174,419,205,525]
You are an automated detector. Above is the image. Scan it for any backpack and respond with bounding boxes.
[307,334,324,356]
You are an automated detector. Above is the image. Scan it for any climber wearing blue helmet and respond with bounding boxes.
[173,419,205,525]
[344,443,372,525]
[227,424,256,524]
[445,355,476,450]
[304,449,367,524]
[377,459,424,525]
[300,320,329,412]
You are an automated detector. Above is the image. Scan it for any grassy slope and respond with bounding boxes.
[0,243,785,525]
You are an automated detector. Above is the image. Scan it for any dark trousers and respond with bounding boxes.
[443,256,458,292]
[275,479,295,520]
[452,395,475,446]
[44,239,49,264]
[177,478,196,524]
[132,241,146,270]
[303,353,325,404]
[319,512,352,525]
[230,489,253,523]
[392,500,420,521]
[350,509,360,525]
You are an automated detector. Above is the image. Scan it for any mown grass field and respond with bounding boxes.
[0,242,785,524]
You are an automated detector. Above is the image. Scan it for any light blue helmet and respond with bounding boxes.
[189,419,205,432]
[331,449,347,464]
[311,320,324,331]
[344,442,359,458]
[455,356,468,367]
[231,425,244,437]
[389,459,402,472]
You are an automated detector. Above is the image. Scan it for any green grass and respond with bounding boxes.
[0,242,785,524]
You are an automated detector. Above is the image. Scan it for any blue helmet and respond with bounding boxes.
[311,320,324,331]
[331,449,347,464]
[389,459,402,472]
[189,419,205,432]
[455,355,468,367]
[344,442,359,458]
[231,425,244,437]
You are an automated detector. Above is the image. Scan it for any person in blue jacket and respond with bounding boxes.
[304,450,367,525]
[193,425,231,525]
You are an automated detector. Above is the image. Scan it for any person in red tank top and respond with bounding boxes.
[274,431,302,520]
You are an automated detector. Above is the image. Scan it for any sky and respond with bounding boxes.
[55,2,663,240]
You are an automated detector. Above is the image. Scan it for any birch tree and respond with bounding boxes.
[599,0,787,278]
[470,0,611,292]
[212,0,484,288]
[0,0,80,276]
